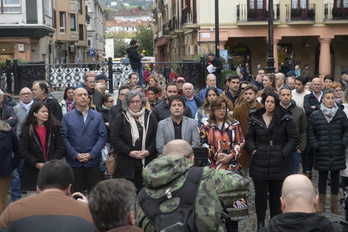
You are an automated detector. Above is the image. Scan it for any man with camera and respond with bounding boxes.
[136,140,250,231]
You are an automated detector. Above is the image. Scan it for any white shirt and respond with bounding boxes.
[292,89,311,109]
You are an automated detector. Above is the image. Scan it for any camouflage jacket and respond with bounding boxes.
[135,155,250,232]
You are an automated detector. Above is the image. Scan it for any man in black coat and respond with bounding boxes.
[207,53,223,88]
[126,39,144,85]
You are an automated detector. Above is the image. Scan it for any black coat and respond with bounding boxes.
[126,46,142,69]
[98,107,111,142]
[19,124,65,190]
[110,110,158,179]
[308,105,348,171]
[245,108,298,180]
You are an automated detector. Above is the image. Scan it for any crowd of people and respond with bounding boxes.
[1,60,348,232]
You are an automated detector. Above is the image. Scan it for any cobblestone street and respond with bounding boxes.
[238,170,345,232]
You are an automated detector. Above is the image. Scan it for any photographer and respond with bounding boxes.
[136,140,250,232]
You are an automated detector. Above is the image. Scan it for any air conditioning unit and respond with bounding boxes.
[18,44,25,52]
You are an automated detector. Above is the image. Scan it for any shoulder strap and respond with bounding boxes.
[138,167,203,225]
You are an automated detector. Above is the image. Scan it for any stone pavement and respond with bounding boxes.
[238,170,345,232]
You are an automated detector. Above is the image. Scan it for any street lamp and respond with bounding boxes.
[266,0,275,73]
[215,0,219,58]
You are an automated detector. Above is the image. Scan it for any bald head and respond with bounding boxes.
[281,174,317,213]
[163,140,193,158]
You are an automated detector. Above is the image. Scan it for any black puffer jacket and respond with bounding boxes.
[245,108,298,180]
[126,46,142,69]
[308,105,348,171]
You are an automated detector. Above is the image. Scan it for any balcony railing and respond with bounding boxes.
[324,3,348,20]
[285,4,315,21]
[168,17,181,32]
[162,24,169,35]
[237,4,280,22]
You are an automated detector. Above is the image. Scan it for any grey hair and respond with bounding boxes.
[122,89,147,111]
[0,89,3,97]
[323,88,334,96]
[183,82,194,89]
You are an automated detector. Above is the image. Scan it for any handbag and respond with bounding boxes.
[106,148,117,175]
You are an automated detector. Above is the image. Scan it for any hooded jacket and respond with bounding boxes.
[258,212,334,232]
[0,121,19,177]
[136,155,250,232]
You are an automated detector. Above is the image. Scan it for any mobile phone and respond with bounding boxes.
[193,147,209,167]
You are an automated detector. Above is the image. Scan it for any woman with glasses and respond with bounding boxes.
[110,90,158,191]
[200,96,247,231]
[245,92,297,230]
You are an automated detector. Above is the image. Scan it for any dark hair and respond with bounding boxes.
[63,87,75,100]
[166,83,178,91]
[227,74,240,82]
[208,96,233,124]
[130,39,137,45]
[296,76,307,85]
[239,81,250,90]
[119,85,131,92]
[208,53,215,57]
[148,86,159,95]
[265,73,277,89]
[257,68,265,74]
[324,74,334,82]
[261,87,277,104]
[101,94,112,105]
[262,92,284,126]
[37,160,74,191]
[33,80,49,94]
[22,101,61,129]
[128,72,139,80]
[88,179,137,231]
[201,87,220,113]
[168,95,186,108]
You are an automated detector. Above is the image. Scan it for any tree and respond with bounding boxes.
[104,8,117,20]
[114,39,128,58]
[134,25,153,56]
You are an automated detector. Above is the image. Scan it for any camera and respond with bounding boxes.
[193,147,209,167]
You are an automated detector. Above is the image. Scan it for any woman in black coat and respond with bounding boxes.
[308,89,348,214]
[246,92,297,230]
[110,90,157,191]
[19,102,65,192]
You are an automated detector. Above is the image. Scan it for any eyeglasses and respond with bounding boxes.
[107,100,114,103]
[214,107,226,111]
[129,100,141,104]
[20,92,32,96]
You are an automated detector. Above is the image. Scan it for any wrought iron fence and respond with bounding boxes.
[1,58,206,95]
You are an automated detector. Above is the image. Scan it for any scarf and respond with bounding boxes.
[20,99,34,113]
[125,107,147,166]
[320,102,339,122]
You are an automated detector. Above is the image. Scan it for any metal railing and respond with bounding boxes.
[237,4,280,22]
[285,3,316,21]
[1,58,207,94]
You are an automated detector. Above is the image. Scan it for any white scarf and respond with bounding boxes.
[20,99,34,113]
[125,107,149,166]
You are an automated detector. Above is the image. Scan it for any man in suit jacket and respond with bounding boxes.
[156,95,200,154]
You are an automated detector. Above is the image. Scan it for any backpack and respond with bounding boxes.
[138,167,203,232]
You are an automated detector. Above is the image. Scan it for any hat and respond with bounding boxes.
[130,39,137,45]
[176,77,185,82]
[286,71,296,77]
[96,74,110,81]
[342,68,348,75]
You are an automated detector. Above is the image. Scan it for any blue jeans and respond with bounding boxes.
[133,66,144,86]
[10,159,24,202]
[290,151,301,174]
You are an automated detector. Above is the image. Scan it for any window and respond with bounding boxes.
[77,0,82,14]
[79,24,84,40]
[60,12,66,34]
[336,0,348,8]
[1,0,21,13]
[70,13,76,31]
[249,0,265,10]
[292,0,307,9]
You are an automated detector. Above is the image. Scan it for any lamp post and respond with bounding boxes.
[215,0,219,58]
[266,0,275,73]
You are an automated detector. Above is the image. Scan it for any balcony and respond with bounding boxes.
[324,3,348,22]
[285,4,315,23]
[181,7,198,29]
[237,4,280,24]
[168,17,183,34]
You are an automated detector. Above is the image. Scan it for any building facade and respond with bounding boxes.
[154,0,348,78]
[0,0,105,64]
